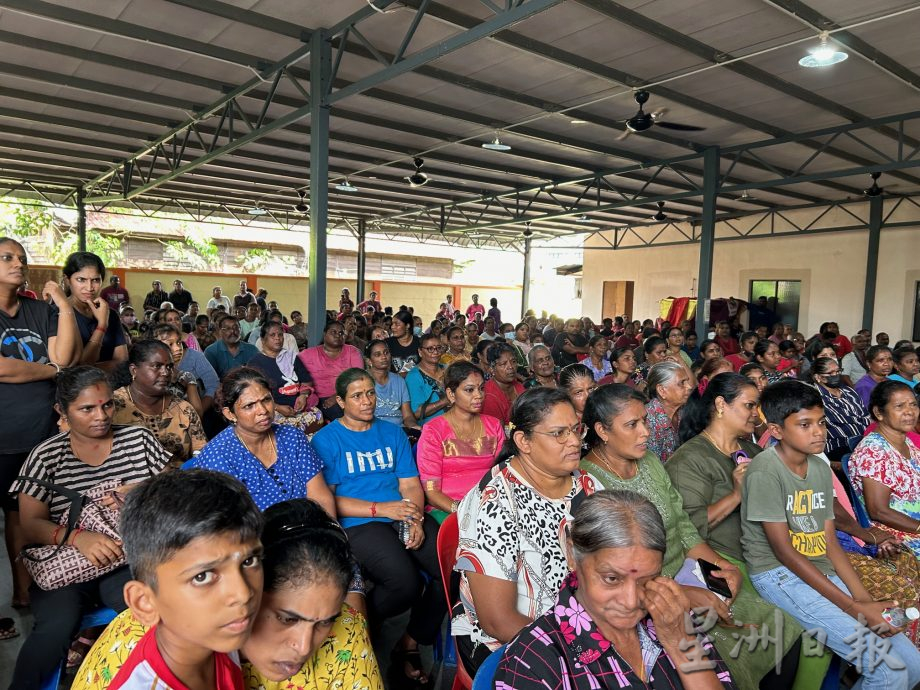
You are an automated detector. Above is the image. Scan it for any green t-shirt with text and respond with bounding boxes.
[740,446,835,576]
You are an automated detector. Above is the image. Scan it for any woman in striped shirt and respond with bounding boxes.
[9,366,170,689]
[810,356,870,463]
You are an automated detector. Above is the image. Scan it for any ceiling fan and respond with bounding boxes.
[652,201,668,222]
[863,172,883,197]
[294,190,309,213]
[617,90,705,140]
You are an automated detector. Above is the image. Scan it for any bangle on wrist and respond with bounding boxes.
[370,502,377,518]
[47,361,61,374]
[51,525,62,545]
[94,325,106,335]
[69,527,83,546]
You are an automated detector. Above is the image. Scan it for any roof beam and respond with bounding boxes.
[0,0,265,68]
[81,0,561,203]
[578,0,920,186]
[415,0,920,188]
[762,0,920,93]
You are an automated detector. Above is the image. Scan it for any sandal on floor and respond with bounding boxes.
[66,633,99,669]
[389,649,431,689]
[0,618,19,641]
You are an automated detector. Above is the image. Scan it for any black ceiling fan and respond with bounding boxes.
[618,90,705,140]
[653,201,668,222]
[863,172,883,197]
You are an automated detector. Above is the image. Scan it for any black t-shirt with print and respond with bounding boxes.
[0,297,59,453]
[386,335,420,373]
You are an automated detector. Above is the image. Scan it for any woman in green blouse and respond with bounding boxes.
[580,384,822,690]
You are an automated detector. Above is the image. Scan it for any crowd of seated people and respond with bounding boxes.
[3,242,920,690]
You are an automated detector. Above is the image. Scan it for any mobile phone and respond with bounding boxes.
[698,559,733,599]
[730,450,751,465]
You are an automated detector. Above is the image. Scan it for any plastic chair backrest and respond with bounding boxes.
[472,645,506,690]
[436,512,473,690]
[841,453,871,528]
[40,607,118,690]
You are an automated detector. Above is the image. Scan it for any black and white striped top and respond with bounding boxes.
[10,425,170,523]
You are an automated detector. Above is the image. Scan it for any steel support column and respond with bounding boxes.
[76,185,86,252]
[695,147,719,338]
[521,235,532,317]
[862,195,883,332]
[356,218,367,303]
[308,31,331,347]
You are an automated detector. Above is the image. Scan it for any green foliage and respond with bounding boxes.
[162,222,220,270]
[1,202,126,266]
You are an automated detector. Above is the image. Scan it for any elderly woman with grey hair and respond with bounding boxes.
[578,385,821,690]
[645,360,694,462]
[494,490,736,690]
[523,343,558,388]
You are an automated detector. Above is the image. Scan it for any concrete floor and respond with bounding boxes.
[0,513,456,689]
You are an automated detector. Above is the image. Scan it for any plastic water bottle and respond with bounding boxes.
[881,606,920,627]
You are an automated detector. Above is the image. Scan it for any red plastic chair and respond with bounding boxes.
[437,512,472,690]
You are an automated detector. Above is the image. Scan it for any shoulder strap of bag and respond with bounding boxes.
[16,476,88,562]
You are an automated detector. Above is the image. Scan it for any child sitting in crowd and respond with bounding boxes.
[741,380,920,690]
[104,469,264,690]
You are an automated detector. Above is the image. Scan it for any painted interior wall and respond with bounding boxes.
[582,206,920,341]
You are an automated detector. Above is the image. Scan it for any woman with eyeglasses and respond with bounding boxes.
[582,383,812,690]
[809,357,870,463]
[405,332,449,426]
[417,361,504,523]
[312,368,444,689]
[452,387,596,677]
[559,363,596,422]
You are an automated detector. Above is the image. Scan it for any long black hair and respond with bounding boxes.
[678,372,756,444]
[583,384,647,449]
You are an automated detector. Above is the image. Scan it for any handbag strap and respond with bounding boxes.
[16,476,88,563]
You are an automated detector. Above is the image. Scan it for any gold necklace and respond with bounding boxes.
[589,447,636,481]
[446,411,483,443]
[700,429,739,457]
[236,429,276,464]
[128,385,167,416]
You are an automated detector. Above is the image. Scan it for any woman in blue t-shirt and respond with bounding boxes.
[365,339,418,428]
[311,368,444,689]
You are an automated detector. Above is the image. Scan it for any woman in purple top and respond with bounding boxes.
[854,345,893,409]
[495,490,735,690]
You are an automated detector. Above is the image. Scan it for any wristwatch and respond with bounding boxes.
[177,371,196,387]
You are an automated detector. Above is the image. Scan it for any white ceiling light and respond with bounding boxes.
[570,119,588,125]
[482,132,511,151]
[799,32,848,68]
[575,214,591,223]
[247,203,267,216]
[336,178,358,192]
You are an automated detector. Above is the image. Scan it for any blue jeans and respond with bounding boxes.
[751,565,920,690]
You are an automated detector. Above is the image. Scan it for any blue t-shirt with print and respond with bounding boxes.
[312,418,417,528]
[374,373,410,426]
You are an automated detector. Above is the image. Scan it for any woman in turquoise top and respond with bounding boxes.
[579,384,821,690]
[405,332,449,425]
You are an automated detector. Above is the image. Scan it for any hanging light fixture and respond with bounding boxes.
[575,214,591,223]
[247,202,267,216]
[482,132,511,151]
[336,178,358,192]
[799,32,848,68]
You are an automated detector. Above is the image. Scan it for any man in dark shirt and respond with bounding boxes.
[233,280,255,309]
[168,279,193,313]
[142,280,167,312]
[552,318,589,367]
[748,296,778,331]
[99,275,130,311]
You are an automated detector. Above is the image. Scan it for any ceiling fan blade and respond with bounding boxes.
[655,122,705,132]
[616,129,631,141]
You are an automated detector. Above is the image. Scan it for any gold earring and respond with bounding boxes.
[717,408,723,418]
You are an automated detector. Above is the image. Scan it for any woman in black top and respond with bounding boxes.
[0,237,81,612]
[386,310,420,374]
[63,252,127,373]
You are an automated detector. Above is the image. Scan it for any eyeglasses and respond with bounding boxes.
[421,346,443,353]
[531,423,588,444]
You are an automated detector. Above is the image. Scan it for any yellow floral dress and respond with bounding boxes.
[73,605,383,690]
